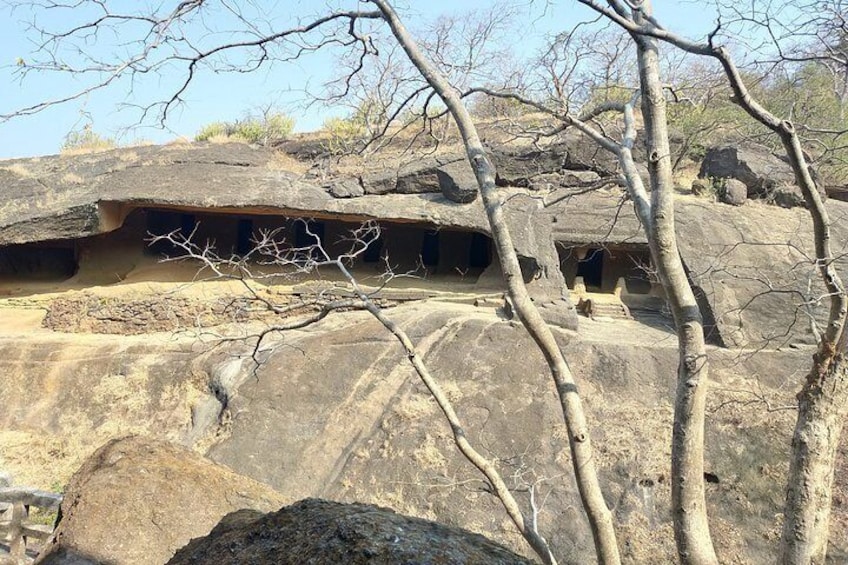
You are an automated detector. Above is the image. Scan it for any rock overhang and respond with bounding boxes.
[0,143,496,246]
[2,139,847,347]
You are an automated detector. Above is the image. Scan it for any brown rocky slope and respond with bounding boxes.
[2,300,845,563]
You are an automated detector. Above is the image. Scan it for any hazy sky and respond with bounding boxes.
[0,1,717,159]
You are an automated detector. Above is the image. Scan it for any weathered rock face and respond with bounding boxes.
[0,143,496,247]
[43,293,254,334]
[0,142,576,326]
[36,436,286,565]
[0,332,210,488]
[553,186,848,347]
[1,300,846,563]
[4,138,848,346]
[436,160,479,204]
[675,197,848,347]
[196,302,846,564]
[699,143,824,208]
[2,136,848,564]
[350,133,618,196]
[168,499,533,565]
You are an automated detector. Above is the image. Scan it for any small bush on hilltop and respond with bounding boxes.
[194,112,295,145]
[61,125,117,155]
[322,115,367,155]
[194,122,229,142]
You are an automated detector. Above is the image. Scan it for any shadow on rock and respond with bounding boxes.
[168,498,533,565]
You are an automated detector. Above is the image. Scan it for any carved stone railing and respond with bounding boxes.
[0,487,62,564]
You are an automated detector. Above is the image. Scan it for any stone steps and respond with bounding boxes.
[577,298,632,320]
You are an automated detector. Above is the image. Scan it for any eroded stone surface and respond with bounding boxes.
[1,139,845,346]
[0,301,845,564]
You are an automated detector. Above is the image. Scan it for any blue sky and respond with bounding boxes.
[0,1,717,159]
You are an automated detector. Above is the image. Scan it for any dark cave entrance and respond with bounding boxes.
[145,210,198,256]
[70,207,497,288]
[575,248,604,290]
[237,219,253,255]
[0,208,498,291]
[421,230,440,267]
[469,232,492,269]
[0,242,78,281]
[557,243,653,295]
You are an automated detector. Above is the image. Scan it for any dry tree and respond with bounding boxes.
[151,219,559,564]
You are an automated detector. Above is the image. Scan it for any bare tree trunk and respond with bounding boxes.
[630,7,719,564]
[782,354,848,564]
[368,1,621,563]
[776,121,848,564]
[708,44,848,565]
[574,2,848,559]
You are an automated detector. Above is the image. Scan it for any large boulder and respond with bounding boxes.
[491,133,619,187]
[721,178,748,206]
[356,155,479,203]
[168,498,533,565]
[357,138,618,199]
[436,160,478,203]
[699,143,824,208]
[35,436,286,565]
[358,154,471,197]
[827,184,848,202]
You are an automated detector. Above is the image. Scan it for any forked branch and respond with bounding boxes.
[153,220,557,564]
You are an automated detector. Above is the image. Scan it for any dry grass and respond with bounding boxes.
[0,188,75,217]
[118,150,140,163]
[0,430,79,490]
[393,393,436,421]
[165,136,193,147]
[412,433,448,470]
[126,139,154,148]
[61,173,85,184]
[205,133,250,144]
[0,163,35,178]
[60,142,117,157]
[267,150,311,174]
[0,357,202,491]
[673,161,701,194]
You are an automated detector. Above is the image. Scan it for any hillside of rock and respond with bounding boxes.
[1,135,847,564]
[1,298,845,563]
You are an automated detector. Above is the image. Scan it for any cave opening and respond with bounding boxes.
[0,243,77,281]
[237,219,254,255]
[421,230,440,267]
[0,207,497,291]
[557,242,653,295]
[576,248,604,289]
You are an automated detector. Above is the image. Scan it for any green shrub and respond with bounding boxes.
[322,116,367,154]
[231,119,265,143]
[194,112,295,145]
[61,125,116,154]
[194,121,229,142]
[264,113,296,141]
